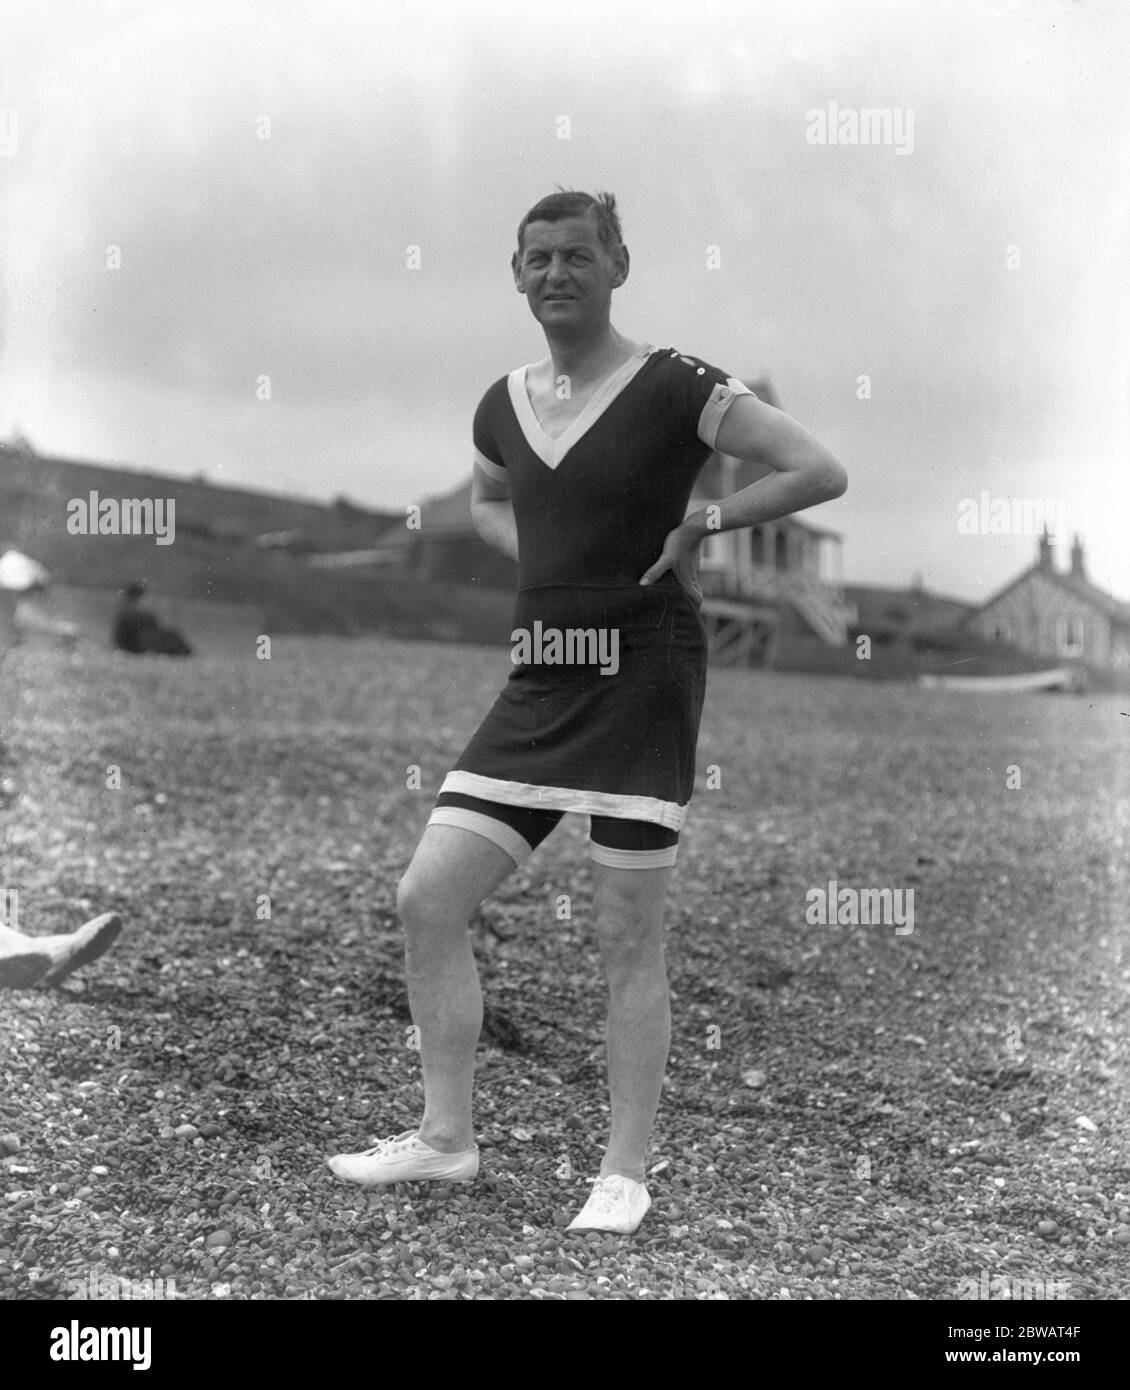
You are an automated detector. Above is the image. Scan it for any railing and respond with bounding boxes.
[700,564,856,646]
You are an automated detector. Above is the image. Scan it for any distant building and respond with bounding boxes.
[383,483,517,589]
[962,531,1130,672]
[252,528,312,553]
[843,579,976,646]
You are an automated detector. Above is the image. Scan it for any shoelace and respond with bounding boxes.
[358,1130,420,1159]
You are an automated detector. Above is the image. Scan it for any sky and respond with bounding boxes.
[1,0,1127,602]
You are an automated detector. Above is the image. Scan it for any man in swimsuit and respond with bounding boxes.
[330,191,847,1232]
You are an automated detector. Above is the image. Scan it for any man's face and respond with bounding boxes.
[512,212,628,329]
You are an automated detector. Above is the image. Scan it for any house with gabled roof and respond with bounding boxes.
[843,580,976,645]
[378,482,518,590]
[961,530,1130,673]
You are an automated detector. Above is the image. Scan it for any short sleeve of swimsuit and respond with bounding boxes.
[655,349,756,450]
[472,381,511,490]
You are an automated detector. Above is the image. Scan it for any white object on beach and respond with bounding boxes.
[0,549,50,591]
[917,667,1075,693]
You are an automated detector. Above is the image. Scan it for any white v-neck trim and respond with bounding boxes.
[508,343,656,469]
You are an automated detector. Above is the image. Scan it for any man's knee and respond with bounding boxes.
[395,857,467,938]
[395,866,436,930]
[396,872,452,978]
[593,879,665,967]
[396,825,517,935]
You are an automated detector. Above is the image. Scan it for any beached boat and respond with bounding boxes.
[917,667,1078,693]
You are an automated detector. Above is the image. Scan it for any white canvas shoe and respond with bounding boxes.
[567,1175,651,1234]
[327,1130,479,1186]
[40,913,123,986]
[0,912,122,989]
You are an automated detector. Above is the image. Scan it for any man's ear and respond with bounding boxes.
[511,250,525,293]
[611,243,630,289]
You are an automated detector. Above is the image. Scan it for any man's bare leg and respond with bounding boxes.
[590,862,673,1184]
[396,825,516,1152]
[0,931,52,988]
[0,913,122,989]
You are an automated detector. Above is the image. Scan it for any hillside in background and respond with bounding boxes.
[0,443,400,584]
[0,444,518,645]
[3,443,1106,684]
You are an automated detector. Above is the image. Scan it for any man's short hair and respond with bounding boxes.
[515,189,623,257]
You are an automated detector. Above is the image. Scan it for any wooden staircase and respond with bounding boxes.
[701,597,780,667]
[784,570,855,647]
[700,565,856,653]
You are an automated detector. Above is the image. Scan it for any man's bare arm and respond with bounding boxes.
[470,459,519,562]
[640,393,847,592]
[684,393,847,539]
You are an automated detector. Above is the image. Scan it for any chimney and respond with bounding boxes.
[1037,527,1053,573]
[1070,534,1085,578]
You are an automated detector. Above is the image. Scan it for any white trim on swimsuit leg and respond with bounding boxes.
[439,771,687,832]
[589,842,679,870]
[427,806,534,867]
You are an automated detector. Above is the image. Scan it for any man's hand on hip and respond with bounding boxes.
[639,522,705,610]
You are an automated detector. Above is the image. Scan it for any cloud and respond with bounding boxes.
[1,0,1127,599]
